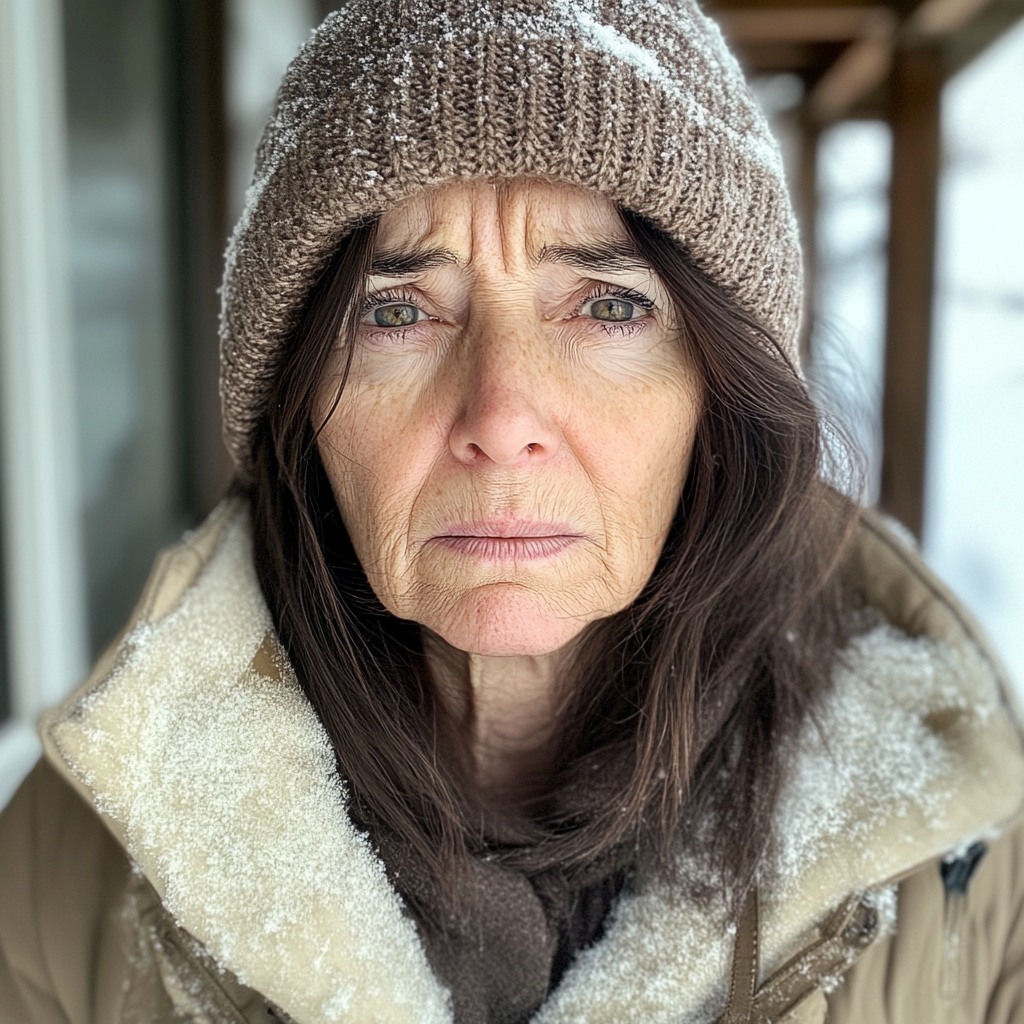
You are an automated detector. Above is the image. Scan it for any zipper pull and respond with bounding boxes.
[941,842,987,898]
[939,841,987,1002]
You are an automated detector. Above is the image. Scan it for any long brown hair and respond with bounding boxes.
[247,205,858,916]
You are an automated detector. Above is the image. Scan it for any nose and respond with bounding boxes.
[449,329,561,468]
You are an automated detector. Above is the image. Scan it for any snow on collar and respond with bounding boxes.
[46,508,450,1024]
[42,504,1024,1024]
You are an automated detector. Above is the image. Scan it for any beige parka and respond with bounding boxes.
[2,499,1024,1024]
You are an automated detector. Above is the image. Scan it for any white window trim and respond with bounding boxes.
[0,0,88,808]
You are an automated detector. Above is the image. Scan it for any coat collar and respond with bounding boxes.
[39,501,1024,1024]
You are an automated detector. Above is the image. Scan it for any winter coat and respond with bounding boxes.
[1,499,1023,1024]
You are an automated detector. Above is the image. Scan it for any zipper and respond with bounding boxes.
[939,841,987,1004]
[940,890,966,1001]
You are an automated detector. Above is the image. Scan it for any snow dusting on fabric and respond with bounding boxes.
[219,0,801,480]
[51,513,451,1024]
[45,505,1024,1024]
[535,623,1017,1024]
[771,625,1000,902]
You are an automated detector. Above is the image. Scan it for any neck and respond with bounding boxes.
[422,630,575,804]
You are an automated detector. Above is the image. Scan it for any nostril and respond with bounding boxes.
[449,400,559,466]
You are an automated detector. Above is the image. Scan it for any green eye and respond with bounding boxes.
[374,303,419,327]
[590,298,635,322]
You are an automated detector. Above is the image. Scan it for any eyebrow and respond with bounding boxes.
[367,240,651,277]
[537,241,650,274]
[369,247,460,276]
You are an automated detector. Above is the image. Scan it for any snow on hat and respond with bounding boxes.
[219,0,802,481]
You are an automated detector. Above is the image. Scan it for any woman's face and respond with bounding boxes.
[316,178,702,657]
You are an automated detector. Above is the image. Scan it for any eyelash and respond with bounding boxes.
[577,283,655,314]
[360,288,428,341]
[361,287,425,318]
[359,283,657,337]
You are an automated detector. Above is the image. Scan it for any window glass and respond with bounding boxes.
[811,120,891,505]
[227,0,317,224]
[926,21,1024,691]
[65,0,186,653]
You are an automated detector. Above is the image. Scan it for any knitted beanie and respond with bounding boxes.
[219,0,802,481]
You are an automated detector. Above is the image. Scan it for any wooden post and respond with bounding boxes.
[168,0,233,519]
[880,46,943,539]
[798,114,820,370]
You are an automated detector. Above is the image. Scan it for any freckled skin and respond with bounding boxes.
[315,179,702,796]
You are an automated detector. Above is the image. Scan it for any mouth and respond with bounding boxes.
[429,520,584,562]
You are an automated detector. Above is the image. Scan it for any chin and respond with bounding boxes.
[431,584,589,657]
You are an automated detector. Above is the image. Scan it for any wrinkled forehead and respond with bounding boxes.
[373,177,634,271]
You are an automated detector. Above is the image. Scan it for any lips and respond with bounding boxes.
[429,520,584,562]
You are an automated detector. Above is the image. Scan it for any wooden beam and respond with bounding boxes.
[944,0,1024,79]
[717,7,885,42]
[716,7,897,119]
[879,46,943,538]
[910,0,995,35]
[735,41,839,70]
[808,7,897,119]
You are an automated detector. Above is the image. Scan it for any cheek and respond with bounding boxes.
[572,368,700,569]
[312,337,701,648]
[567,329,700,501]
[314,381,438,572]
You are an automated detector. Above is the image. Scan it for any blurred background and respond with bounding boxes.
[1,0,1022,806]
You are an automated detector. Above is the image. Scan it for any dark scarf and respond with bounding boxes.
[372,825,633,1024]
[365,752,637,1024]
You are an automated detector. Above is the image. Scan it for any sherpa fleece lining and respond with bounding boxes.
[41,502,1024,1024]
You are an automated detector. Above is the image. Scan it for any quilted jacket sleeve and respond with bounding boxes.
[0,759,131,1024]
[983,820,1024,1024]
[826,817,1024,1024]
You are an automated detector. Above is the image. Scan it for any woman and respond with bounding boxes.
[2,0,1023,1022]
